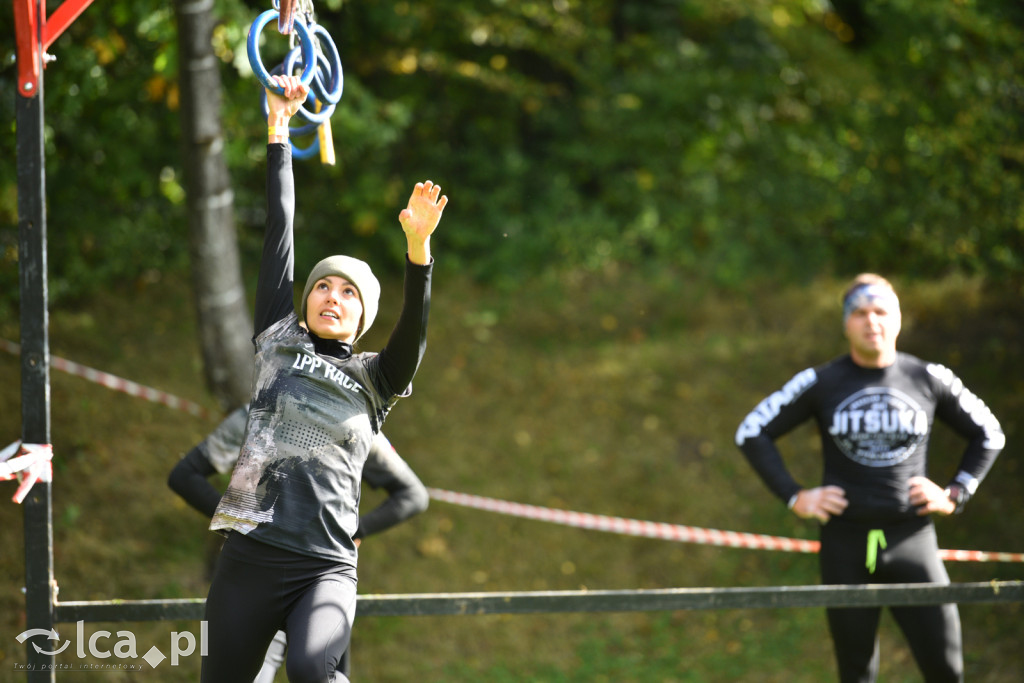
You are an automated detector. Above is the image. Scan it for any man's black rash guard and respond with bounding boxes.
[209,143,432,564]
[735,353,1004,523]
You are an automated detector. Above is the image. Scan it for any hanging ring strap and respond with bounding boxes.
[275,0,297,34]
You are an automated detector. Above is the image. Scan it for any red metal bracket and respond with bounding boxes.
[277,0,296,34]
[13,0,39,97]
[14,0,98,98]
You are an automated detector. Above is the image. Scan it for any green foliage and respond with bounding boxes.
[1,0,189,314]
[818,1,1024,281]
[3,0,1023,311]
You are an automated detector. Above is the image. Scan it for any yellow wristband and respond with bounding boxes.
[268,125,289,139]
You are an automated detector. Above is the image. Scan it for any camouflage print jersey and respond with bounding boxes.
[211,311,400,563]
[209,143,431,566]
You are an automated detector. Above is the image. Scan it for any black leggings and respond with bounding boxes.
[201,532,358,683]
[819,517,962,683]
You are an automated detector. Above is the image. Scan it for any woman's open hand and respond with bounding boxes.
[399,180,448,265]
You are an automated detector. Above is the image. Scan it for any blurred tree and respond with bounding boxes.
[829,0,876,48]
[175,0,253,408]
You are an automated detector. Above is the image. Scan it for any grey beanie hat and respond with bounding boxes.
[300,255,381,341]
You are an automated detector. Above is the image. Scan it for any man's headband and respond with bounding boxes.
[843,283,900,323]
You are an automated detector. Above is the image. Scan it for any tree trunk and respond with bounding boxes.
[175,0,254,409]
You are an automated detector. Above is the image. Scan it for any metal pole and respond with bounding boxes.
[16,0,56,678]
[51,580,1024,622]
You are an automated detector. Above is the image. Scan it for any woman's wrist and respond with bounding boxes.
[267,111,290,142]
[406,237,431,265]
[268,125,290,143]
[267,110,290,126]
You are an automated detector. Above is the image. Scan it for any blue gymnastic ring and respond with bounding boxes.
[260,54,321,137]
[290,133,321,160]
[283,48,336,124]
[309,24,344,105]
[247,9,316,95]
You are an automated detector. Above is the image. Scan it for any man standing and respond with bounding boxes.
[735,273,1004,682]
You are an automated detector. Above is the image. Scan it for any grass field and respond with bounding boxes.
[0,267,1021,681]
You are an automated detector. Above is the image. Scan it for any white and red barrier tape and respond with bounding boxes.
[1,441,53,504]
[1,338,213,419]
[427,488,1024,564]
[3,339,1021,563]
